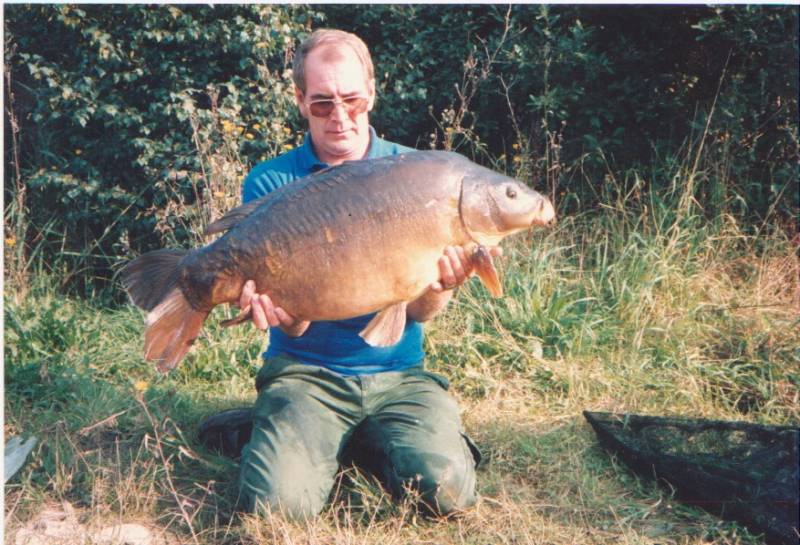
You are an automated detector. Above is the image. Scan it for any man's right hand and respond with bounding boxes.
[239,279,310,336]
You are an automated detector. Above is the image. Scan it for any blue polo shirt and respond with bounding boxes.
[241,127,424,375]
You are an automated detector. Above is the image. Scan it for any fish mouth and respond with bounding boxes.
[530,197,556,227]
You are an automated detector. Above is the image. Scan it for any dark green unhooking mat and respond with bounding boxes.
[584,411,799,545]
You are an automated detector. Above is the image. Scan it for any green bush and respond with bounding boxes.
[4,5,315,297]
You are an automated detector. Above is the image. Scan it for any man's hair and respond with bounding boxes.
[292,29,375,94]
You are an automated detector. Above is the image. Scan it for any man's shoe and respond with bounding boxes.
[198,407,253,458]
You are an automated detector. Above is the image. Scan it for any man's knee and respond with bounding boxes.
[237,442,332,521]
[237,471,327,521]
[389,449,477,516]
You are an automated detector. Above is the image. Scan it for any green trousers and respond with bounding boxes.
[237,356,480,520]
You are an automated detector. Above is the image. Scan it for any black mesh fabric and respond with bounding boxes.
[584,411,799,545]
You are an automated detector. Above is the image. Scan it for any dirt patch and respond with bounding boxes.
[11,502,180,545]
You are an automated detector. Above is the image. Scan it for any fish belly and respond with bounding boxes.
[196,219,456,322]
[265,238,446,321]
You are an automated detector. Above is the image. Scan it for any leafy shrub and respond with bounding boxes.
[4,5,316,297]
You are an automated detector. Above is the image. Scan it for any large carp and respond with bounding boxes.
[122,151,555,371]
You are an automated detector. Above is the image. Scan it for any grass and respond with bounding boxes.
[4,178,799,544]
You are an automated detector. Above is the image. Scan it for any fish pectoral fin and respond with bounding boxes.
[359,302,408,347]
[472,245,503,297]
[220,305,252,328]
[221,306,310,337]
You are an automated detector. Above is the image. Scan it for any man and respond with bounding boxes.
[231,29,496,520]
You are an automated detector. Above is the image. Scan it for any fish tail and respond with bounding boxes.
[145,288,209,372]
[120,249,189,311]
[120,248,208,371]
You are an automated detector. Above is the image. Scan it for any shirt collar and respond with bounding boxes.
[299,126,380,172]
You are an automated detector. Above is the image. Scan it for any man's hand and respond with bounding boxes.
[239,280,310,336]
[428,245,503,293]
[407,245,502,322]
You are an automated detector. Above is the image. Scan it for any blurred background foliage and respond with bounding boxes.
[4,4,798,300]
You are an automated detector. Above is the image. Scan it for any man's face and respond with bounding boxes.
[295,45,375,164]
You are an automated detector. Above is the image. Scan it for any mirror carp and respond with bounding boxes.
[121,151,555,371]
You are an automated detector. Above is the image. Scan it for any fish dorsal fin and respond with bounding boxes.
[359,302,408,347]
[205,194,272,235]
[205,162,371,236]
[472,245,503,297]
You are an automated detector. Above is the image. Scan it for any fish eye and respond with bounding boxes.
[506,186,517,199]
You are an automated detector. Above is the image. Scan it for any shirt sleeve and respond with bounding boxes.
[242,162,286,204]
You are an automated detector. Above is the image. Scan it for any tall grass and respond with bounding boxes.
[5,130,798,543]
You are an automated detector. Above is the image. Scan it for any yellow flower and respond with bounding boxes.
[75,149,82,155]
[222,120,235,134]
[134,380,149,392]
[282,127,291,134]
[245,133,255,140]
[252,123,261,130]
[282,143,293,151]
[6,237,16,247]
[236,126,244,135]
[512,143,520,150]
[513,155,521,163]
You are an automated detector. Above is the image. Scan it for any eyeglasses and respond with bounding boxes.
[306,96,369,118]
